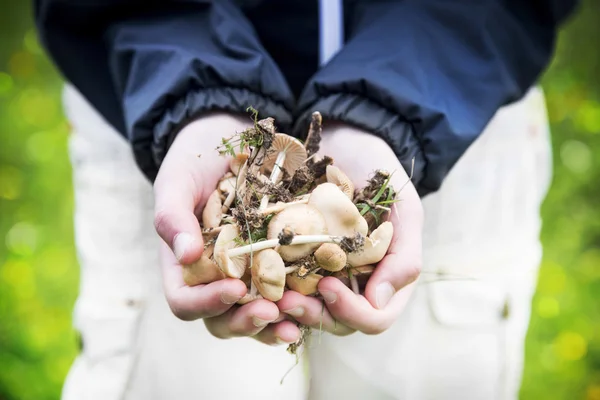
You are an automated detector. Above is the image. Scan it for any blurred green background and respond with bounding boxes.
[0,1,599,399]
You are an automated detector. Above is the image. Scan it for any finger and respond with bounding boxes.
[153,164,205,265]
[364,183,423,310]
[277,290,355,336]
[203,299,280,339]
[161,242,247,320]
[252,320,302,346]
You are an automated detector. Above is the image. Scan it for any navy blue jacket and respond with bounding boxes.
[34,0,579,196]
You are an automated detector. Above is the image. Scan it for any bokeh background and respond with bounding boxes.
[1,1,599,399]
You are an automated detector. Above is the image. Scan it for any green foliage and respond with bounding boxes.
[0,1,599,399]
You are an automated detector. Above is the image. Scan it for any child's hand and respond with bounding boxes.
[153,112,300,345]
[277,123,424,336]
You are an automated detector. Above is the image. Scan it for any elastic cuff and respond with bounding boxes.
[141,87,294,181]
[291,93,429,195]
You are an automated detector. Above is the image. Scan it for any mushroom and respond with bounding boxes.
[286,272,323,295]
[230,152,249,176]
[308,182,368,237]
[251,249,286,301]
[266,204,327,262]
[326,165,354,200]
[214,224,248,278]
[202,190,223,229]
[182,245,225,286]
[258,134,307,210]
[347,221,394,267]
[261,133,307,183]
[314,243,347,272]
[218,176,238,195]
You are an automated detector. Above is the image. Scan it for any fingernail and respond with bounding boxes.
[282,307,304,318]
[173,232,194,262]
[220,291,243,305]
[252,317,271,328]
[376,282,395,309]
[321,291,337,304]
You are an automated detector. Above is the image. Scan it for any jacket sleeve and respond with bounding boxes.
[34,0,295,182]
[292,0,579,197]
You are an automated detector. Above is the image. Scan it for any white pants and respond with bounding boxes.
[60,84,552,400]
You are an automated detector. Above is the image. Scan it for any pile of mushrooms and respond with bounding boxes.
[183,111,397,307]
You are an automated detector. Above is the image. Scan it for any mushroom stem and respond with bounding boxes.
[260,198,309,215]
[221,216,235,224]
[285,266,300,274]
[250,280,258,296]
[227,234,346,258]
[258,151,287,211]
[222,164,247,212]
[350,274,360,294]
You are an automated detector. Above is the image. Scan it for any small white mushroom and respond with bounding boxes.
[308,182,368,237]
[266,204,328,262]
[218,176,238,195]
[251,249,286,301]
[347,221,394,267]
[202,190,223,229]
[214,224,248,279]
[326,165,354,200]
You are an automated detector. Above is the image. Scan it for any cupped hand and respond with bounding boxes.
[277,123,424,336]
[153,112,300,345]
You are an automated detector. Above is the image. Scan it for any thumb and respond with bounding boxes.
[153,171,205,266]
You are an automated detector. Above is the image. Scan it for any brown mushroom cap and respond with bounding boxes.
[202,189,223,229]
[251,249,286,301]
[347,221,394,267]
[266,203,328,262]
[286,273,323,295]
[308,182,368,237]
[314,243,347,272]
[214,224,248,278]
[182,245,225,286]
[230,152,249,176]
[261,133,307,178]
[326,165,355,200]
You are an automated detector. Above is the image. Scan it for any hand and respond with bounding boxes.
[153,112,300,345]
[277,123,424,335]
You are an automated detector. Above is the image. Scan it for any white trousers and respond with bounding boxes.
[60,84,552,400]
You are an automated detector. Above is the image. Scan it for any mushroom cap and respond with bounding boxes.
[182,245,226,286]
[214,224,248,278]
[230,152,249,176]
[218,176,238,195]
[261,133,307,177]
[202,189,223,229]
[347,221,394,267]
[286,273,323,295]
[266,203,328,262]
[308,182,368,237]
[326,165,355,200]
[314,243,347,272]
[251,249,286,301]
